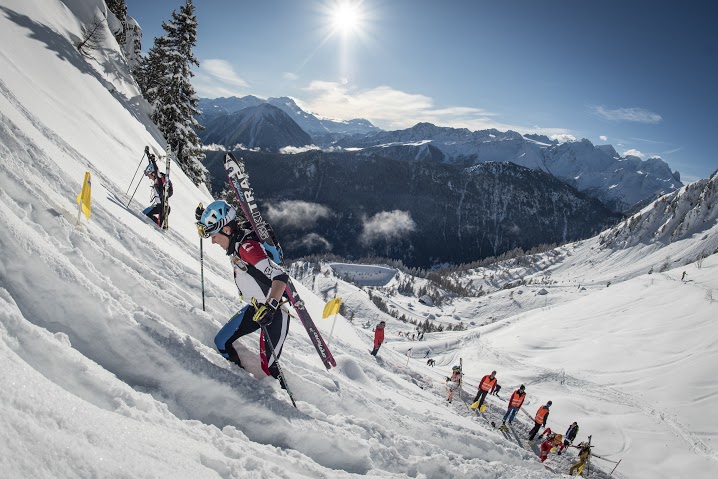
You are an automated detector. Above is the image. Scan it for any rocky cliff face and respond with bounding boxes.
[204,151,622,267]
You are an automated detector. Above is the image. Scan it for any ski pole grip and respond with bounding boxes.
[195,203,204,221]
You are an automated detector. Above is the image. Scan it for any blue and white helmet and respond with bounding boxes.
[144,164,157,176]
[198,200,237,237]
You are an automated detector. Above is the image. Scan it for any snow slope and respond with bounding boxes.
[0,1,559,478]
[1,2,716,479]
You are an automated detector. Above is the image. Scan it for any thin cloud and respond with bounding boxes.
[591,106,662,124]
[360,210,416,245]
[550,134,576,143]
[283,72,299,81]
[599,135,608,141]
[295,233,332,252]
[302,81,573,138]
[266,201,332,229]
[278,145,321,154]
[194,59,249,97]
[623,148,646,158]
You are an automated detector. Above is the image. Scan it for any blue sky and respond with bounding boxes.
[126,0,717,181]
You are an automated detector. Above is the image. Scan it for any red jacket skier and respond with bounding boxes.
[371,321,385,356]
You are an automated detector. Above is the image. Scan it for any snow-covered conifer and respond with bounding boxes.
[106,0,127,46]
[140,0,207,185]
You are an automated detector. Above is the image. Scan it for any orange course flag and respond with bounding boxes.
[76,171,92,220]
[322,297,342,319]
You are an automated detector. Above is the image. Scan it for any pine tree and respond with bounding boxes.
[142,0,207,185]
[106,0,128,46]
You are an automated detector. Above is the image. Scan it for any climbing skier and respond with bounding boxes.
[196,200,290,387]
[501,385,526,427]
[446,365,462,403]
[528,401,552,440]
[563,421,580,449]
[473,370,497,409]
[569,441,592,476]
[490,383,502,396]
[539,432,564,462]
[142,147,172,227]
[371,321,385,356]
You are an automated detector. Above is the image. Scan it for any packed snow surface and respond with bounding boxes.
[1,1,717,479]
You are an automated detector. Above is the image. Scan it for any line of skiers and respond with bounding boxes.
[451,367,595,474]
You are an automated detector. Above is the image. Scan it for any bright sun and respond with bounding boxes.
[331,3,361,34]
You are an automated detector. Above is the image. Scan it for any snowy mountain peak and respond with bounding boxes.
[600,169,718,249]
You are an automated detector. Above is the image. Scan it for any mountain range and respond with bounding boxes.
[204,150,622,267]
[2,4,717,478]
[199,98,683,213]
[198,95,380,138]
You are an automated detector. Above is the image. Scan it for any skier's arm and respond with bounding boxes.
[543,411,549,426]
[267,278,286,304]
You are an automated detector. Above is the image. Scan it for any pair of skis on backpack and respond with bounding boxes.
[223,153,336,370]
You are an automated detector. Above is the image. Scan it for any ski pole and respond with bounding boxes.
[126,160,146,208]
[200,235,205,311]
[195,202,206,310]
[260,323,297,408]
[126,151,146,196]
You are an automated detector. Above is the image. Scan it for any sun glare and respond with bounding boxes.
[331,2,361,34]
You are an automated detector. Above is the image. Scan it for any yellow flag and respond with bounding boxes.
[76,171,92,220]
[322,297,342,319]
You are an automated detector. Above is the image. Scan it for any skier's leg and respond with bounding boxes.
[478,389,488,407]
[507,406,518,424]
[144,204,161,223]
[261,308,290,378]
[214,305,259,367]
[502,407,512,424]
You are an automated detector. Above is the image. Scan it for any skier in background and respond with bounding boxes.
[529,401,552,440]
[446,365,462,403]
[371,321,385,356]
[195,200,291,388]
[490,383,502,396]
[569,442,592,476]
[142,147,172,227]
[538,432,564,462]
[473,370,497,409]
[563,421,580,450]
[446,366,461,404]
[501,385,526,427]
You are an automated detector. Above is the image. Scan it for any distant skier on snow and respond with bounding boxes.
[501,385,526,427]
[490,383,502,396]
[538,432,564,462]
[142,147,172,227]
[446,365,462,403]
[473,370,497,409]
[569,441,592,476]
[196,200,291,388]
[563,421,579,449]
[528,401,552,440]
[371,320,385,356]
